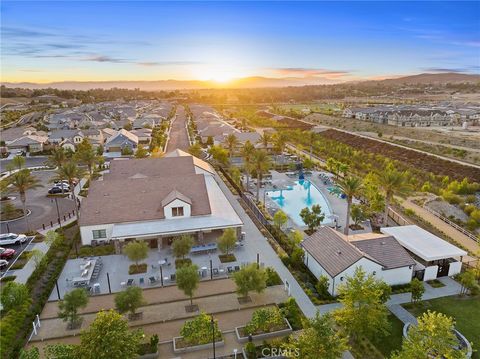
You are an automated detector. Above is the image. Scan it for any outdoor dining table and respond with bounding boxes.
[71,259,97,286]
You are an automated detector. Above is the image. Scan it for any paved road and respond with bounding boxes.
[1,170,76,234]
[166,106,190,152]
[0,156,48,173]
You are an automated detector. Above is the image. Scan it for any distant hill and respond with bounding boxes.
[379,72,480,85]
[2,72,479,90]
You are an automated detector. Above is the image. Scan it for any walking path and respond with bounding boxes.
[388,304,417,325]
[400,197,479,254]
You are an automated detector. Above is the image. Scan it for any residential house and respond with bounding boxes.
[104,129,138,153]
[6,135,49,154]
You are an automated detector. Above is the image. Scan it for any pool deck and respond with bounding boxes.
[258,170,372,235]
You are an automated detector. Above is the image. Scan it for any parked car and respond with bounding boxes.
[48,187,69,194]
[53,183,71,190]
[0,233,27,245]
[55,179,78,186]
[0,247,16,259]
[0,259,8,269]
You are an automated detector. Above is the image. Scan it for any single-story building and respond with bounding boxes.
[79,150,243,252]
[301,226,415,296]
[6,135,48,153]
[104,129,138,153]
[381,225,467,281]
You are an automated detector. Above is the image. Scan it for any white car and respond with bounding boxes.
[0,259,8,269]
[0,233,28,245]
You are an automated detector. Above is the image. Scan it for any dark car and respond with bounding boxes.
[48,187,66,194]
[0,247,16,259]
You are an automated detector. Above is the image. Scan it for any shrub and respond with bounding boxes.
[265,267,282,286]
[245,307,285,335]
[279,298,304,330]
[180,312,222,346]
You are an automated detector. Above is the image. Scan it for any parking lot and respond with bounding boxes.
[1,170,76,234]
[0,235,35,276]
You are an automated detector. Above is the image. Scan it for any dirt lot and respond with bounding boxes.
[319,129,480,181]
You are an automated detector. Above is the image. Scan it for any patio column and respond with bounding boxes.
[197,231,204,242]
[157,237,162,250]
[114,240,122,254]
[236,226,242,240]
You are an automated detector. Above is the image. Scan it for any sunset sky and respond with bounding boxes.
[1,1,479,84]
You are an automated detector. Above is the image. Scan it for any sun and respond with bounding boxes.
[196,67,239,84]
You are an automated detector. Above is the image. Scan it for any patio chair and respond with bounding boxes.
[227,266,233,273]
[149,276,157,285]
[234,265,240,272]
[126,278,134,286]
[212,268,219,276]
[139,277,144,286]
[170,273,176,282]
[91,240,98,247]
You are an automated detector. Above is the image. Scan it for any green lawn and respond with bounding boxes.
[370,314,405,357]
[403,295,480,358]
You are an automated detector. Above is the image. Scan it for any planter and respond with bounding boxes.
[138,351,159,359]
[172,336,225,354]
[235,318,293,343]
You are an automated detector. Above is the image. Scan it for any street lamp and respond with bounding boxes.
[51,197,62,228]
[211,315,216,359]
[233,348,238,359]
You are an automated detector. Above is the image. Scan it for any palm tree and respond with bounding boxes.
[9,169,43,231]
[337,176,363,235]
[377,165,409,225]
[241,140,255,190]
[224,133,239,159]
[55,162,85,217]
[252,150,271,202]
[75,148,97,178]
[46,147,67,169]
[273,133,287,164]
[257,133,271,151]
[7,155,25,171]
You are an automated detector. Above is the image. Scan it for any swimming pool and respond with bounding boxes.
[266,180,333,226]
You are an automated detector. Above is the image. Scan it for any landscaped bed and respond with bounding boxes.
[236,307,293,343]
[426,279,446,288]
[219,253,236,263]
[402,295,480,358]
[129,263,147,275]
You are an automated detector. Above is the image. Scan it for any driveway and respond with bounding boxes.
[1,170,76,234]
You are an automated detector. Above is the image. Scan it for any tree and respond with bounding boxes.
[18,348,39,359]
[46,147,67,168]
[96,144,104,156]
[29,248,45,269]
[176,264,199,307]
[273,210,288,229]
[217,228,237,255]
[410,278,425,303]
[172,235,193,259]
[134,145,148,158]
[123,240,149,270]
[9,169,42,231]
[121,146,133,156]
[391,311,467,359]
[257,132,271,150]
[315,275,331,299]
[458,269,480,295]
[7,155,25,171]
[208,145,229,166]
[232,263,267,300]
[336,176,363,235]
[285,313,349,359]
[75,139,98,177]
[54,161,85,216]
[376,164,409,225]
[77,310,143,359]
[229,166,241,187]
[224,133,238,158]
[241,140,255,190]
[58,288,89,329]
[300,204,324,233]
[273,132,287,163]
[350,204,367,227]
[303,158,315,171]
[0,282,30,313]
[289,230,303,244]
[252,150,271,202]
[115,286,146,318]
[180,312,222,346]
[188,143,202,158]
[44,344,77,359]
[334,267,390,341]
[206,136,214,146]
